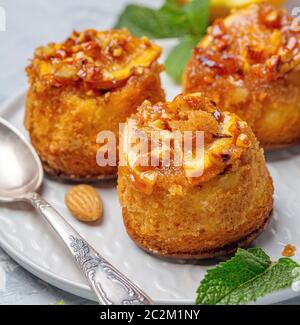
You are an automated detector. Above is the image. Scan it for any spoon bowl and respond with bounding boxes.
[0,117,43,202]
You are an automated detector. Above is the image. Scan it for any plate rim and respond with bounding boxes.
[0,90,299,305]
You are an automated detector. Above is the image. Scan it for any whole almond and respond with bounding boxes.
[65,185,103,222]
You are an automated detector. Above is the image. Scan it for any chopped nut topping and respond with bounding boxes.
[236,133,251,148]
[123,94,252,193]
[26,29,161,90]
[262,9,281,29]
[112,47,123,57]
[186,4,300,92]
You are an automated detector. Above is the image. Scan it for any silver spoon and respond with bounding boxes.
[0,116,152,305]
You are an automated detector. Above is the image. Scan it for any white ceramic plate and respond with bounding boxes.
[1,40,300,304]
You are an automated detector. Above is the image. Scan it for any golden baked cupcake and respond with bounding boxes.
[118,93,273,259]
[25,29,165,179]
[184,4,300,148]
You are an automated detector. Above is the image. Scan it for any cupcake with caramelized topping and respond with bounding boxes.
[118,93,273,259]
[184,4,300,148]
[25,29,165,179]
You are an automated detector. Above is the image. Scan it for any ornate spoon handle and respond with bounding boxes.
[24,192,153,305]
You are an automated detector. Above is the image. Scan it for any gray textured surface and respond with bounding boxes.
[0,0,299,305]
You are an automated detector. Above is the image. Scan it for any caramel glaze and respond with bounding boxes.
[27,29,161,92]
[123,93,254,194]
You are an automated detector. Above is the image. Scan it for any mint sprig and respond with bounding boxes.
[115,3,191,39]
[196,248,300,305]
[115,0,211,83]
[183,0,210,35]
[53,299,65,305]
[165,35,199,83]
[219,258,299,305]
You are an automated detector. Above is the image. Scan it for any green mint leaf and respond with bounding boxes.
[114,5,163,38]
[247,247,272,261]
[114,4,190,39]
[114,1,211,82]
[165,35,201,83]
[53,299,65,305]
[164,0,182,9]
[184,0,211,35]
[162,0,184,12]
[196,248,272,305]
[218,258,300,305]
[196,248,300,305]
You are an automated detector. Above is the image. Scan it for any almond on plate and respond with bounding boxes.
[65,185,103,222]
